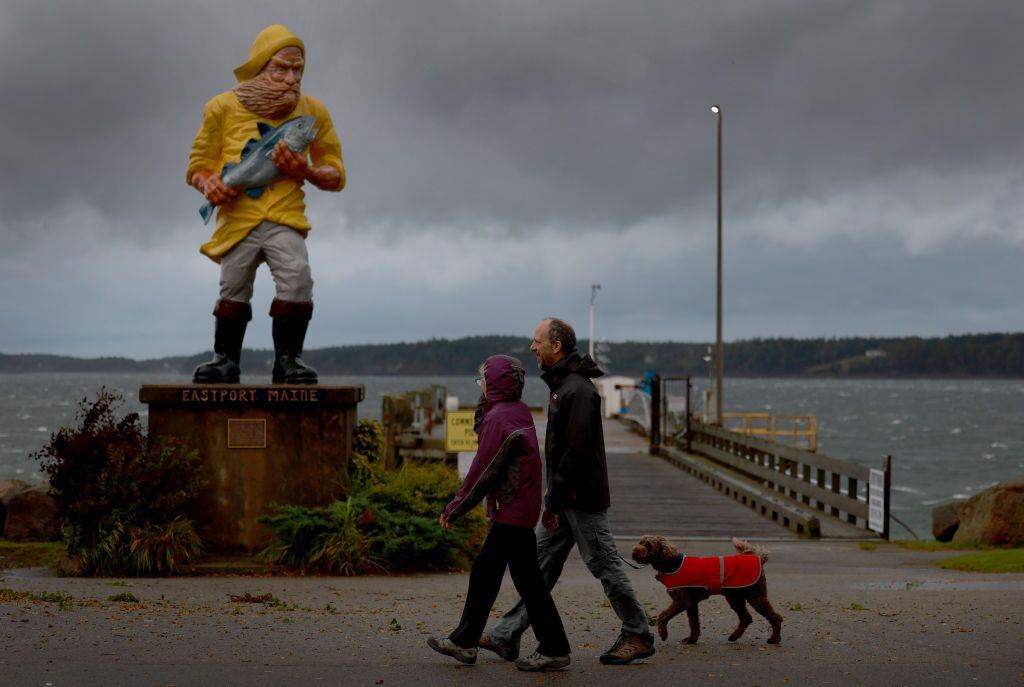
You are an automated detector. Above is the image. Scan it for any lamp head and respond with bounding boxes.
[711,105,720,114]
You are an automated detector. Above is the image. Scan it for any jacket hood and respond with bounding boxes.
[543,352,604,384]
[483,355,526,403]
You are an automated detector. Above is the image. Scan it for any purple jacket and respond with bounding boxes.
[442,355,542,528]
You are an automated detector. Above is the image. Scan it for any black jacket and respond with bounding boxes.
[541,352,610,512]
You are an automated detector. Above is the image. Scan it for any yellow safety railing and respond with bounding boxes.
[721,413,819,452]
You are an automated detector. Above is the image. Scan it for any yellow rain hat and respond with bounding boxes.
[234,24,305,82]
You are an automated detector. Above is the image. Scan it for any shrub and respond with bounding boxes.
[350,419,386,488]
[259,461,486,574]
[309,499,387,575]
[34,390,204,576]
[258,504,335,571]
[363,462,463,517]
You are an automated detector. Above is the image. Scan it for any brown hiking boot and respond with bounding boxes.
[599,632,655,665]
[478,632,520,661]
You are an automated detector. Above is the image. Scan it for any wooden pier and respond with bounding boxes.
[566,415,868,541]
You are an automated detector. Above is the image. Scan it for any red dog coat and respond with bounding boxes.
[655,553,762,595]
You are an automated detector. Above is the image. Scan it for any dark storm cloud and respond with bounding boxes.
[0,0,1022,356]
[5,0,1024,233]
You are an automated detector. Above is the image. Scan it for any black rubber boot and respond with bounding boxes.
[271,315,318,384]
[193,301,251,384]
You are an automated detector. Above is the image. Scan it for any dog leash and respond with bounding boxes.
[616,552,648,570]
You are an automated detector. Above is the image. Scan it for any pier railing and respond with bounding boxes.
[722,413,819,451]
[681,419,891,538]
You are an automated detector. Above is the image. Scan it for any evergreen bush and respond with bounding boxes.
[35,390,204,576]
[259,430,487,574]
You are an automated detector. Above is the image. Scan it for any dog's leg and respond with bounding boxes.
[725,592,753,641]
[656,591,688,642]
[746,582,783,644]
[681,592,702,644]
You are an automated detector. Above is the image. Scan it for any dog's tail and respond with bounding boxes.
[732,537,769,563]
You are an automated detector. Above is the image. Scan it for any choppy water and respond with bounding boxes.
[1,373,1021,540]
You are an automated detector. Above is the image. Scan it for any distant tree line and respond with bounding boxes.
[2,332,1022,377]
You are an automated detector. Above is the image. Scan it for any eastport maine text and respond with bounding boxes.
[179,388,320,403]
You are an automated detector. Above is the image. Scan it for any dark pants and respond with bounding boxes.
[449,521,570,657]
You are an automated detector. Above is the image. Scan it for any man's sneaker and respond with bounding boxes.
[427,636,477,665]
[478,632,520,661]
[514,650,571,672]
[599,632,655,665]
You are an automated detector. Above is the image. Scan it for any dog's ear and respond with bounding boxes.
[645,535,664,560]
[660,537,680,560]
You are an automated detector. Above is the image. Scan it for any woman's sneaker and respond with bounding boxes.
[478,632,520,661]
[514,650,571,671]
[427,636,477,665]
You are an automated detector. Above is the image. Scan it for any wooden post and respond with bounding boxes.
[883,454,892,540]
[831,473,841,517]
[847,478,858,525]
[685,377,693,453]
[816,468,826,511]
[801,463,812,505]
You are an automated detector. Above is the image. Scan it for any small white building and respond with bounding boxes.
[593,375,636,419]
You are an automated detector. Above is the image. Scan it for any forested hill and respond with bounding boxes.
[2,333,1022,377]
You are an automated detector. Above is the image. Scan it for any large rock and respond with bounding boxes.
[0,479,31,534]
[931,501,962,542]
[2,485,61,541]
[0,479,29,501]
[953,477,1024,546]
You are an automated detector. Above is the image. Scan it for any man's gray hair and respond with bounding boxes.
[545,317,577,354]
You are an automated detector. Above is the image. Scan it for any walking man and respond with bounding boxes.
[187,24,345,385]
[479,317,656,665]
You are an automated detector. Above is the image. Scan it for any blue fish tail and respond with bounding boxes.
[199,202,215,225]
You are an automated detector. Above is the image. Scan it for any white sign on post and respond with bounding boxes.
[868,468,886,533]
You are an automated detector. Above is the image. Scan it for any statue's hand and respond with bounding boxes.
[272,140,309,183]
[194,171,238,206]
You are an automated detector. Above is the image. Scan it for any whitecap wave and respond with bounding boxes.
[893,485,924,494]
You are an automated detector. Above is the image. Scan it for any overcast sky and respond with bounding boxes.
[1,0,1022,358]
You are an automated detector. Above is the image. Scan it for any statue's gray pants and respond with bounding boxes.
[487,507,653,643]
[219,221,313,303]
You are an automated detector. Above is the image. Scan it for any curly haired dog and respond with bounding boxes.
[632,535,782,645]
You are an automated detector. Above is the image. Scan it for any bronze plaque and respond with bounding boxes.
[227,419,267,449]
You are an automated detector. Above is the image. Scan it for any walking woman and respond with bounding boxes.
[428,355,571,671]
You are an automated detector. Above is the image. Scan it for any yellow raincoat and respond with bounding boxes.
[186,92,345,262]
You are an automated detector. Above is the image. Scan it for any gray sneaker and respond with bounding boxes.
[514,650,571,672]
[478,632,520,661]
[427,636,478,665]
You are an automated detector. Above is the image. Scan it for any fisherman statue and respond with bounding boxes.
[187,24,345,384]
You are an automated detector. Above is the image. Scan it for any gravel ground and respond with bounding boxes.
[2,540,1023,687]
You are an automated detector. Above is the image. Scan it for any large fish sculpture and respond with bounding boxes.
[199,115,319,224]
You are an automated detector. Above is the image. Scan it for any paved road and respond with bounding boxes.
[2,541,1022,686]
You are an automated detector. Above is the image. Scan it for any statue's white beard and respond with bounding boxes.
[233,75,300,119]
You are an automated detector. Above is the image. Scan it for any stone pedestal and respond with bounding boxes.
[139,384,364,551]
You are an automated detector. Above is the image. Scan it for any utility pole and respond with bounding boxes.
[711,105,724,425]
[589,284,601,358]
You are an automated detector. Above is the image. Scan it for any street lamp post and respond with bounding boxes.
[711,105,723,425]
[589,284,601,358]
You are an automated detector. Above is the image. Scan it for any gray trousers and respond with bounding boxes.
[219,221,314,303]
[487,507,653,643]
